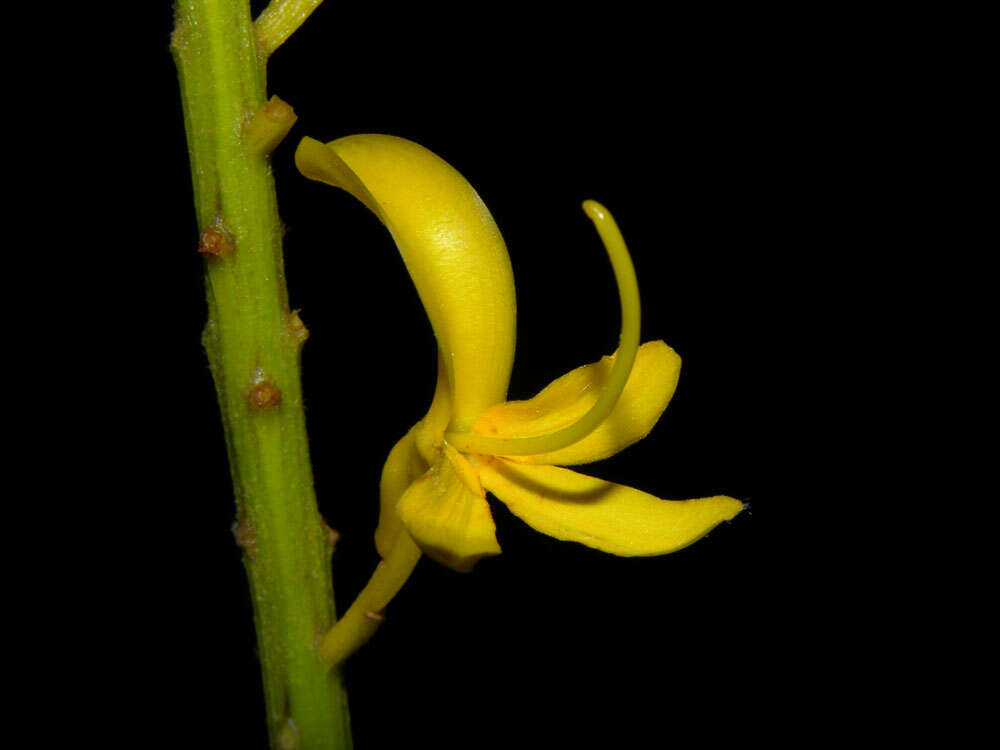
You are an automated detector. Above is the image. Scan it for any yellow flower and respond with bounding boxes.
[295,134,742,665]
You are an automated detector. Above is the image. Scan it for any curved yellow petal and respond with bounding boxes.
[471,341,681,465]
[397,445,502,572]
[296,134,516,430]
[477,459,742,556]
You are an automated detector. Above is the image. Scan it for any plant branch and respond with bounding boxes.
[255,0,325,59]
[171,1,351,748]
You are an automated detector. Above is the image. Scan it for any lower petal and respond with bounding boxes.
[477,459,742,557]
[397,446,502,571]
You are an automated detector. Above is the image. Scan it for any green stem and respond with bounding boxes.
[171,2,351,748]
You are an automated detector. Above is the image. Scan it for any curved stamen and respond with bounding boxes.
[445,200,641,457]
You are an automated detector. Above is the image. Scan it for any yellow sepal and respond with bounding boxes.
[375,426,427,559]
[477,459,742,557]
[375,353,454,558]
[471,341,681,465]
[396,445,502,572]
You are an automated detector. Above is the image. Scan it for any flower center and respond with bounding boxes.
[444,200,640,457]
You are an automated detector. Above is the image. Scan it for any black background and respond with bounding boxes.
[107,3,883,747]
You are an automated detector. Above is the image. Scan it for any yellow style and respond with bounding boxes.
[295,134,742,666]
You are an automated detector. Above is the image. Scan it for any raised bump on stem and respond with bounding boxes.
[198,216,234,258]
[284,309,309,348]
[247,369,283,409]
[244,95,297,156]
[444,200,641,457]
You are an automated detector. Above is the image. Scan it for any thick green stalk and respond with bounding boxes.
[171,2,352,748]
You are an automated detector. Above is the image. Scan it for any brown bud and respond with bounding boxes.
[231,517,258,560]
[198,217,234,258]
[248,379,282,409]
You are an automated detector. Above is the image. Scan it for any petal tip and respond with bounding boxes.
[422,540,502,573]
[293,136,329,180]
[721,496,746,521]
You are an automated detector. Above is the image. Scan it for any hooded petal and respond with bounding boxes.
[296,134,516,431]
[471,341,681,465]
[397,445,502,572]
[477,458,742,556]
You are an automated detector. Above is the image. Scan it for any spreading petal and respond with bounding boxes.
[477,459,742,556]
[471,341,681,465]
[296,135,516,430]
[397,445,502,572]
